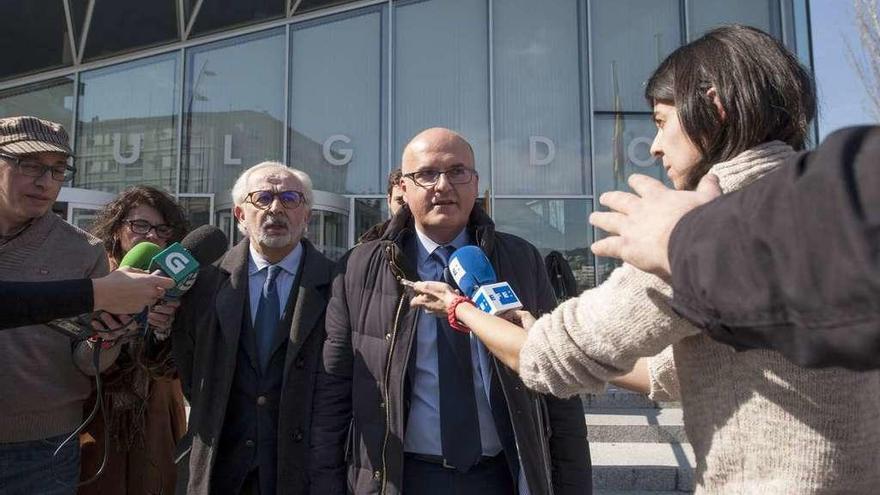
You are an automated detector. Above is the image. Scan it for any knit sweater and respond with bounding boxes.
[0,212,109,443]
[519,142,880,494]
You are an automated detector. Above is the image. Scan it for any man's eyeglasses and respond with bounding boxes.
[125,219,176,239]
[403,167,477,188]
[244,190,306,210]
[0,151,75,182]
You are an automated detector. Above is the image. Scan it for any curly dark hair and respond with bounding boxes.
[91,185,190,265]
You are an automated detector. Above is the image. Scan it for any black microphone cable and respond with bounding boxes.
[49,316,144,487]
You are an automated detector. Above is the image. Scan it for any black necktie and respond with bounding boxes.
[432,246,482,472]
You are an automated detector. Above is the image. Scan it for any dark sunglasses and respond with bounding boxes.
[244,190,306,210]
[125,219,175,239]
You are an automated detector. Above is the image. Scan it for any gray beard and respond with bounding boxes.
[257,222,305,249]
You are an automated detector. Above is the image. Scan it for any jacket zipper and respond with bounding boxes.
[380,244,410,495]
[379,293,406,495]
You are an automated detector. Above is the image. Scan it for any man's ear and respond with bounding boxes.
[233,204,245,225]
[706,86,727,122]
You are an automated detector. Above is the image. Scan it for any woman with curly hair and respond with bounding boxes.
[79,185,190,495]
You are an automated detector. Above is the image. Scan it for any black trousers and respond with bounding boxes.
[402,454,516,495]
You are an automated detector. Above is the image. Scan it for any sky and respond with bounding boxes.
[810,0,878,139]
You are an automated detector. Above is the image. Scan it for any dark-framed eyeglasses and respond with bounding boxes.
[125,219,176,239]
[244,190,306,210]
[403,166,477,188]
[0,151,76,182]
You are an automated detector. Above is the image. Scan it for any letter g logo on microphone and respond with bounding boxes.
[166,252,190,275]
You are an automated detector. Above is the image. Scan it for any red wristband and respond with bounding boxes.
[447,295,474,333]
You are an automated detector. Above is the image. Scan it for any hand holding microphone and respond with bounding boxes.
[408,245,531,372]
[408,245,523,317]
[91,267,175,314]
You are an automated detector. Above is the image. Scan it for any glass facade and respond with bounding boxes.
[0,0,812,290]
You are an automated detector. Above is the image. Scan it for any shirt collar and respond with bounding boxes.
[413,226,469,267]
[248,240,303,276]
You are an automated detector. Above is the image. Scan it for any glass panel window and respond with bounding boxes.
[295,0,364,15]
[493,0,587,195]
[593,114,668,197]
[290,10,383,194]
[307,209,349,260]
[394,0,490,183]
[593,114,668,284]
[591,0,680,112]
[182,28,285,212]
[0,78,75,131]
[354,197,386,243]
[0,0,73,80]
[71,207,99,232]
[83,0,179,60]
[493,199,595,290]
[688,0,781,40]
[76,53,180,194]
[178,196,212,229]
[191,0,285,37]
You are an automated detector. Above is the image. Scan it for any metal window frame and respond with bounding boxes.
[5,0,814,257]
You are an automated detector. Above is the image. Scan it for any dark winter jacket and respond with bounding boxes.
[669,126,880,370]
[309,205,591,495]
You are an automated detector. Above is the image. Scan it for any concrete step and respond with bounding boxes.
[585,408,687,443]
[582,388,680,410]
[590,442,694,493]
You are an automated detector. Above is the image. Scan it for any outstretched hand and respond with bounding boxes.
[589,173,721,280]
[408,280,460,315]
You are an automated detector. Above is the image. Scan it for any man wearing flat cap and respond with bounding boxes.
[0,116,119,493]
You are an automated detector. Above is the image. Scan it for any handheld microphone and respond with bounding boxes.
[447,246,523,315]
[151,225,228,300]
[44,242,164,340]
[144,226,227,340]
[119,241,162,270]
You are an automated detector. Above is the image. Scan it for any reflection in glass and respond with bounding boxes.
[0,78,75,131]
[0,0,73,80]
[83,0,178,60]
[191,0,285,37]
[688,0,780,40]
[178,196,212,229]
[307,210,349,261]
[493,0,587,195]
[593,114,668,284]
[493,199,595,290]
[76,53,180,194]
[71,208,99,232]
[591,0,680,112]
[593,114,666,198]
[354,198,386,242]
[394,0,490,182]
[182,29,285,211]
[290,10,383,194]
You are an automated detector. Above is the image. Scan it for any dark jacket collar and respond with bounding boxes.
[381,204,497,255]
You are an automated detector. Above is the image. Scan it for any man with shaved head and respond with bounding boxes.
[310,128,591,495]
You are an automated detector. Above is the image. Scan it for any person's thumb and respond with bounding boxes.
[695,173,722,200]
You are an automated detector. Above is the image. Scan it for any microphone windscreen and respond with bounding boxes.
[119,241,162,269]
[448,246,498,297]
[180,225,228,266]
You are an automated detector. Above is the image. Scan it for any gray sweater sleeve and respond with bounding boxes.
[518,263,699,398]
